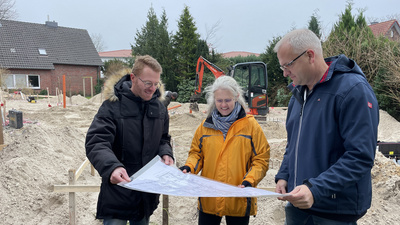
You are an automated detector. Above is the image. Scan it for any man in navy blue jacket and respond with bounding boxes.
[274,29,379,224]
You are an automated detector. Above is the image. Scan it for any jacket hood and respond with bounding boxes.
[324,54,365,80]
[103,68,165,102]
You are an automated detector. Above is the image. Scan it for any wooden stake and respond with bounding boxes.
[63,75,66,108]
[47,87,50,106]
[3,100,6,124]
[0,114,4,146]
[69,169,76,225]
[162,195,169,225]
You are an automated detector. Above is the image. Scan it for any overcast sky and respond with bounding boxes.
[14,0,399,54]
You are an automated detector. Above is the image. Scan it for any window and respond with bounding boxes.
[28,75,40,87]
[5,74,40,89]
[38,48,47,55]
[10,48,16,53]
[391,30,394,38]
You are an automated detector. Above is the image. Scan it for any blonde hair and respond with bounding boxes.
[132,55,162,76]
[205,76,247,117]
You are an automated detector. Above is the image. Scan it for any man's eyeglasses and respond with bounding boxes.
[280,50,307,71]
[135,75,161,89]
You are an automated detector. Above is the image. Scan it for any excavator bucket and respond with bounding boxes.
[189,102,199,112]
[189,93,201,112]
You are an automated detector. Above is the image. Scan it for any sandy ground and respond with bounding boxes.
[0,94,399,225]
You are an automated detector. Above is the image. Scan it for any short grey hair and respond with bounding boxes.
[204,76,247,117]
[274,29,323,56]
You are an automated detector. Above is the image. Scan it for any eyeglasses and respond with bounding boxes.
[216,99,234,104]
[280,50,307,71]
[135,75,161,89]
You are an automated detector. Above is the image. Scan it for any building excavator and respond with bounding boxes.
[189,56,268,118]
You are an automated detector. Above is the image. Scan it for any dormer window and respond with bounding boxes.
[38,48,47,55]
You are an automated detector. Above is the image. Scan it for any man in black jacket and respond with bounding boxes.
[86,55,174,225]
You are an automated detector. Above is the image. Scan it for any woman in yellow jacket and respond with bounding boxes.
[180,76,270,225]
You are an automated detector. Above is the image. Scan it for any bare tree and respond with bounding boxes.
[0,67,10,93]
[367,13,400,24]
[324,28,400,117]
[204,19,222,51]
[381,43,400,107]
[0,0,17,20]
[90,33,107,52]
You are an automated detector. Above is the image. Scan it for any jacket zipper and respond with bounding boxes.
[294,89,307,188]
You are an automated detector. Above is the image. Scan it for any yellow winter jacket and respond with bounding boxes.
[184,111,270,217]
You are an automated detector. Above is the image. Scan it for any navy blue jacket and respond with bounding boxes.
[275,55,379,216]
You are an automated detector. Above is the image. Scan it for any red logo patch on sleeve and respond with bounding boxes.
[368,102,372,108]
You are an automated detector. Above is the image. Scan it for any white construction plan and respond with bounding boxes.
[118,156,289,198]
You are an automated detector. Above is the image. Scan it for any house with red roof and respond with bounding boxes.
[98,50,260,61]
[0,19,103,96]
[98,49,132,62]
[369,19,400,41]
[222,51,260,58]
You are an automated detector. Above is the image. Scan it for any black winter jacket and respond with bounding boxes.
[85,73,173,220]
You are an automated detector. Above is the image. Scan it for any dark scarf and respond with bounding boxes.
[211,102,241,139]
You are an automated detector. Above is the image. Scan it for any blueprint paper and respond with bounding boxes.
[118,156,288,198]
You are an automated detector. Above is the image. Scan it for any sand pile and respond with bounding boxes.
[0,96,398,225]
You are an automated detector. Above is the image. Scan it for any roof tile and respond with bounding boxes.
[369,19,397,36]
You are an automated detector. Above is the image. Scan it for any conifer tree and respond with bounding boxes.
[172,5,200,81]
[308,11,322,39]
[132,7,175,91]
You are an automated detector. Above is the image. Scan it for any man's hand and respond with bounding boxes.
[162,155,174,166]
[280,184,314,209]
[275,179,288,200]
[110,167,130,184]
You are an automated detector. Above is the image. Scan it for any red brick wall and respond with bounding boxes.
[9,65,100,96]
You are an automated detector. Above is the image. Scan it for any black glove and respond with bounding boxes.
[241,181,252,187]
[179,165,191,173]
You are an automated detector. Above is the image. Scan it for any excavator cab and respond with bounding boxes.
[189,56,268,116]
[229,62,268,115]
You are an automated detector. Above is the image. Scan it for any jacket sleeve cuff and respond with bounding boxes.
[303,179,320,203]
[179,165,191,173]
[241,180,252,187]
[303,179,313,189]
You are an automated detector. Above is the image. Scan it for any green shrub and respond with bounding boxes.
[38,89,48,95]
[276,87,292,107]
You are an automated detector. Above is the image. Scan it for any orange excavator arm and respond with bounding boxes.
[194,56,226,95]
[190,56,226,112]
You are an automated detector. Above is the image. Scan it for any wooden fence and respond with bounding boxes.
[53,158,171,225]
